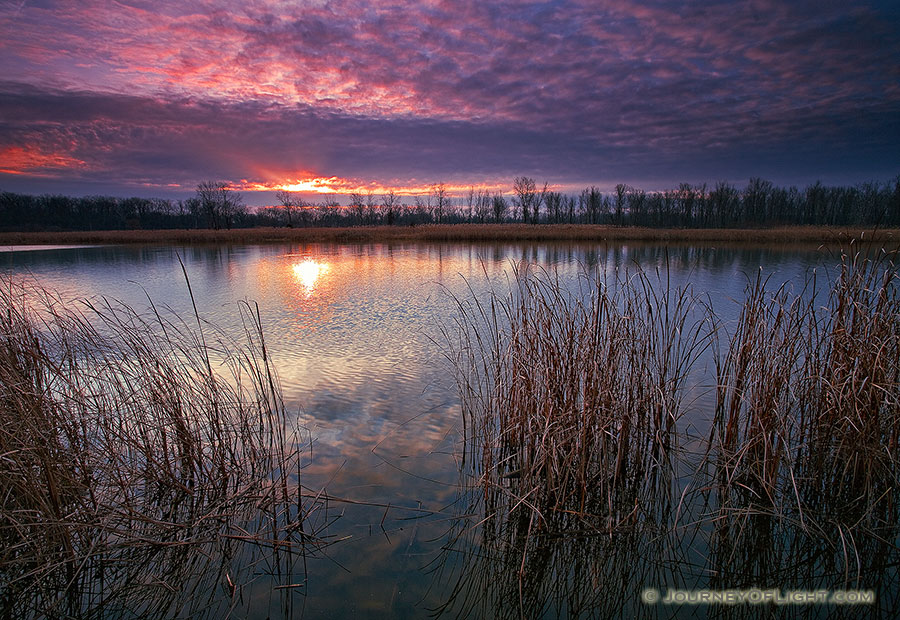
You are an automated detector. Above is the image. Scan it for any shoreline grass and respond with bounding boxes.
[1,224,899,246]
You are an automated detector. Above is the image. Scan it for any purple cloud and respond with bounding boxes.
[0,0,897,201]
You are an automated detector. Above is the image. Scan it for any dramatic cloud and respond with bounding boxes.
[1,0,898,202]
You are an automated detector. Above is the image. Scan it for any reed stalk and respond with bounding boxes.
[0,277,328,618]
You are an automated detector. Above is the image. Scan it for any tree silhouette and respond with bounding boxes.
[492,192,508,223]
[381,190,398,226]
[274,189,298,227]
[196,181,244,230]
[431,183,449,224]
[513,176,537,223]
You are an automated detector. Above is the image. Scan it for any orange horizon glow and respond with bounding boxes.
[233,176,515,197]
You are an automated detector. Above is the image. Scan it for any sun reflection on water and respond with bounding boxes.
[291,259,330,295]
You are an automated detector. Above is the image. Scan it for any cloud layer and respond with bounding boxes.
[1,0,898,201]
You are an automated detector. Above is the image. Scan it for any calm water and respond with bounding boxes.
[2,241,889,618]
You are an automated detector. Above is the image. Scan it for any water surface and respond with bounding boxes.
[2,241,886,618]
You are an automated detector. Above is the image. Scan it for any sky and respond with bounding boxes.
[1,0,898,206]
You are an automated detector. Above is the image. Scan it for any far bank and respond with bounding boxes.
[1,224,899,247]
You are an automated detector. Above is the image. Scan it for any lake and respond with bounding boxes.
[2,241,896,618]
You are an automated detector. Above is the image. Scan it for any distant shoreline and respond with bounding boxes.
[0,224,898,246]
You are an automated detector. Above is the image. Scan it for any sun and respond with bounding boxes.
[276,178,343,193]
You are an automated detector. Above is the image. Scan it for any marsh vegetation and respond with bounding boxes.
[441,244,900,617]
[0,275,332,618]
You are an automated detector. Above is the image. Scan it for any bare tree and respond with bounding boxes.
[349,192,365,225]
[544,191,562,223]
[580,186,604,224]
[675,183,696,226]
[431,182,449,224]
[474,189,491,223]
[221,193,245,229]
[564,195,576,223]
[536,181,549,223]
[492,192,507,223]
[381,190,398,226]
[317,198,341,226]
[706,182,735,227]
[628,188,648,226]
[614,183,628,225]
[513,176,537,223]
[196,181,243,230]
[365,190,378,224]
[744,178,773,225]
[196,181,224,230]
[275,189,298,227]
[413,195,430,223]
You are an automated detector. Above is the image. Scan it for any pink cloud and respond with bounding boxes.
[0,0,897,195]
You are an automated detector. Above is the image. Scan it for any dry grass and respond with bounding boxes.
[441,262,715,616]
[448,263,714,526]
[708,245,900,591]
[0,275,330,618]
[1,224,899,246]
[444,245,900,615]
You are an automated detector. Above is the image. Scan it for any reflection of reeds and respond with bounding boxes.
[442,263,713,616]
[433,502,687,619]
[0,277,329,618]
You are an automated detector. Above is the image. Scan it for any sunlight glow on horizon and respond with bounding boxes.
[235,176,514,197]
[1,1,896,195]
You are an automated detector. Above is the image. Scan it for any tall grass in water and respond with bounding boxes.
[444,247,900,617]
[444,263,713,616]
[451,263,713,525]
[0,278,326,618]
[431,510,690,619]
[709,247,900,597]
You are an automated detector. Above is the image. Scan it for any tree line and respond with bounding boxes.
[1,176,898,232]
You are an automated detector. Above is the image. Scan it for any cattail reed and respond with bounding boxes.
[445,244,900,615]
[448,262,714,531]
[709,245,900,589]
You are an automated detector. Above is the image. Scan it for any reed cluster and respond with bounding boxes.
[445,246,900,616]
[709,249,900,592]
[448,263,713,534]
[441,263,712,617]
[0,277,325,618]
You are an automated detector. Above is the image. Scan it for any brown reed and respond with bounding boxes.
[0,276,328,618]
[447,262,715,535]
[445,244,900,615]
[709,244,900,591]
